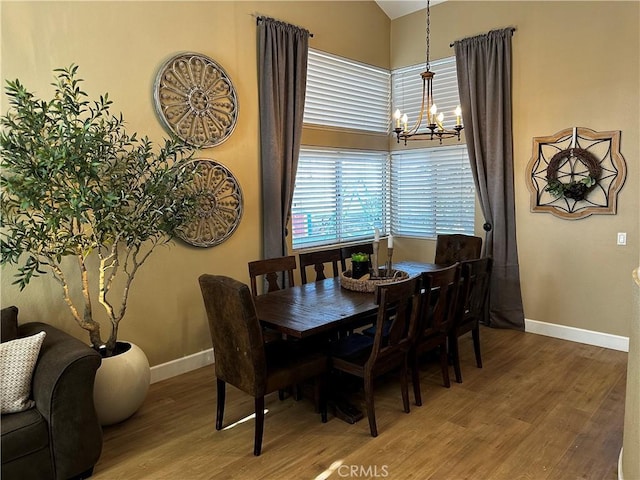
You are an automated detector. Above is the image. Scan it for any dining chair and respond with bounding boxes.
[198,274,328,456]
[330,276,421,437]
[449,257,493,383]
[299,248,342,284]
[248,255,296,297]
[411,263,460,406]
[340,243,374,272]
[434,234,482,266]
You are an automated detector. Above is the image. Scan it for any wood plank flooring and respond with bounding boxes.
[92,327,627,480]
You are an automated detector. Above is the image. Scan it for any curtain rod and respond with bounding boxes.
[449,27,516,47]
[252,13,314,37]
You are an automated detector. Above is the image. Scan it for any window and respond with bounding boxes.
[391,145,475,237]
[292,52,475,249]
[292,148,389,249]
[304,49,390,133]
[392,57,460,129]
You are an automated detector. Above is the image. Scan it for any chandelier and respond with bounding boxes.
[393,0,463,145]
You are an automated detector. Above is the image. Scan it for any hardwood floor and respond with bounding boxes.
[92,327,627,480]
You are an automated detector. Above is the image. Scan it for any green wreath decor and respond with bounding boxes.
[544,148,602,201]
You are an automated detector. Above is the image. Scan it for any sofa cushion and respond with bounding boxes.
[0,407,49,464]
[0,331,46,414]
[1,306,19,343]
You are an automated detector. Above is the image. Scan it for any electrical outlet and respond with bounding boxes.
[617,232,627,245]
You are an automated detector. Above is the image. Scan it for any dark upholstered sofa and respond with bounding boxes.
[1,306,103,480]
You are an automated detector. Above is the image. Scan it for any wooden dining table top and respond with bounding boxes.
[254,260,445,339]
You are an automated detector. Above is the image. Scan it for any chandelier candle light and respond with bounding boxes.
[393,0,463,144]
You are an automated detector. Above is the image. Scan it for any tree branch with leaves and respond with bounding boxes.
[0,65,195,356]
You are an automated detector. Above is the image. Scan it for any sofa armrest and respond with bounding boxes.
[19,322,103,480]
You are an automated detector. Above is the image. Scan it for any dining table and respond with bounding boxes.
[254,261,443,339]
[253,260,445,423]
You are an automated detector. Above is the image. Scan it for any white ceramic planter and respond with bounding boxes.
[93,341,150,426]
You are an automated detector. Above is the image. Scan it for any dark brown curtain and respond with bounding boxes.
[257,17,309,259]
[454,28,525,330]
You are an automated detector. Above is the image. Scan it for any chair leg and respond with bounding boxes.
[400,358,410,413]
[216,379,226,430]
[472,326,483,368]
[254,396,265,456]
[439,344,451,388]
[364,375,378,437]
[449,333,463,384]
[411,352,422,407]
[317,375,328,423]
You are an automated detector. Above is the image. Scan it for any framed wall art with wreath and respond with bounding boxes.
[526,127,627,220]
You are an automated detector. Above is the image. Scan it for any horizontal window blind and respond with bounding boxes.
[304,49,391,133]
[392,57,460,130]
[390,145,475,238]
[292,148,389,249]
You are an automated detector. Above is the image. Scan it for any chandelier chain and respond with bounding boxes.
[425,0,430,71]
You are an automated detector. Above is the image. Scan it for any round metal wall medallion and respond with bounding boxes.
[154,52,238,147]
[175,159,243,247]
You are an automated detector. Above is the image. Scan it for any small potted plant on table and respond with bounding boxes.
[350,252,371,279]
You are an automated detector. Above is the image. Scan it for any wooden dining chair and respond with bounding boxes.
[330,277,421,437]
[198,274,328,456]
[449,257,493,383]
[411,263,460,406]
[248,255,296,297]
[340,243,374,272]
[434,234,482,266]
[299,249,342,284]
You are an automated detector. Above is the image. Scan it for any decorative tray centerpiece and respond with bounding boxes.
[340,268,409,293]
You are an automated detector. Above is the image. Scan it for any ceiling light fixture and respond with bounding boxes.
[393,0,463,145]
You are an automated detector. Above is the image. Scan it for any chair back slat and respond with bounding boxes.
[457,257,493,328]
[248,256,296,296]
[418,264,461,339]
[299,249,342,284]
[369,277,420,365]
[340,243,374,271]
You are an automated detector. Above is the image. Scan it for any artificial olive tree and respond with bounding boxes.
[0,65,194,356]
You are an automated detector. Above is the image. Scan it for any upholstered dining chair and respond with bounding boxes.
[449,257,493,383]
[411,263,460,406]
[198,274,328,456]
[434,234,482,266]
[248,255,296,297]
[330,276,421,437]
[299,248,342,284]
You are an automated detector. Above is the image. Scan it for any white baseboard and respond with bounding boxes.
[148,320,628,384]
[150,348,214,384]
[525,318,629,352]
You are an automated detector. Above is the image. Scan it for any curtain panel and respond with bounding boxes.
[454,28,525,330]
[257,17,310,260]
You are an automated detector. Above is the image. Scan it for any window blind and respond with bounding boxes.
[392,57,460,130]
[304,49,391,133]
[390,145,475,238]
[292,148,390,249]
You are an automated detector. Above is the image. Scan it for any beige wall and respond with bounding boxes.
[391,1,639,338]
[0,1,390,366]
[1,0,638,355]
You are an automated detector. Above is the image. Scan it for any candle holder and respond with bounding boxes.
[385,247,394,277]
[372,240,379,277]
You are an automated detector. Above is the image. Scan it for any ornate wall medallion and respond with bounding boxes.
[154,53,238,147]
[174,159,243,247]
[526,127,627,220]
